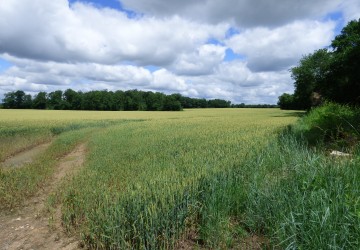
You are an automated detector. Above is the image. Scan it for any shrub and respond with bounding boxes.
[292,102,360,150]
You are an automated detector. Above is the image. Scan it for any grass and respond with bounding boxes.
[291,102,360,151]
[0,128,93,209]
[55,109,297,249]
[2,108,359,249]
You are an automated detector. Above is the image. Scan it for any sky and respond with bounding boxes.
[0,0,359,104]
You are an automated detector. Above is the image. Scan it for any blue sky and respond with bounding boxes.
[0,58,11,73]
[69,0,121,9]
[0,0,359,104]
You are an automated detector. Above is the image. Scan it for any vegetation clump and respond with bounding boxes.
[1,89,231,111]
[291,102,360,151]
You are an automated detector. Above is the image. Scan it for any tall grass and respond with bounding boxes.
[292,102,360,150]
[59,110,296,249]
[59,108,360,249]
[6,108,355,249]
[238,132,360,249]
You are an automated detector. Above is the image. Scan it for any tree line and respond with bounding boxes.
[231,103,278,108]
[278,19,360,110]
[1,89,232,111]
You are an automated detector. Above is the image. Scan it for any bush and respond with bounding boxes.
[292,102,360,150]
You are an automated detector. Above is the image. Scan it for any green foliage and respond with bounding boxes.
[323,19,360,105]
[162,95,182,111]
[239,133,360,249]
[33,91,47,109]
[279,18,360,109]
[2,89,232,111]
[278,93,296,110]
[48,90,66,110]
[291,49,332,110]
[2,90,33,109]
[292,102,360,150]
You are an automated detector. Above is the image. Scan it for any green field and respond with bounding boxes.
[1,108,359,249]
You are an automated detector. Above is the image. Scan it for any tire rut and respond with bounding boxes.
[0,143,87,250]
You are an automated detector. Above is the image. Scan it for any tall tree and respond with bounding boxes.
[2,91,16,109]
[33,92,47,109]
[48,90,64,110]
[162,96,182,111]
[63,89,83,110]
[323,18,360,104]
[278,93,296,110]
[291,49,332,110]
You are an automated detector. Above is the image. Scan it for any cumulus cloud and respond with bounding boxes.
[0,0,356,104]
[120,0,340,27]
[1,56,152,87]
[340,0,360,22]
[0,0,227,65]
[152,69,188,92]
[226,20,336,72]
[0,55,293,104]
[170,44,226,75]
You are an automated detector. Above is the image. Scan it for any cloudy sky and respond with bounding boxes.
[0,0,359,104]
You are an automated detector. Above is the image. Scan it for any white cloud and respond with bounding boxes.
[1,0,357,104]
[340,0,360,22]
[0,57,153,90]
[226,20,336,72]
[120,0,340,27]
[152,69,188,92]
[171,44,226,75]
[0,56,293,104]
[215,61,253,85]
[0,0,227,65]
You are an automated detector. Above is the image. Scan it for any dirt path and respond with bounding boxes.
[0,144,86,250]
[1,142,52,169]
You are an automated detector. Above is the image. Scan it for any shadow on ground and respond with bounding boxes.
[272,111,305,118]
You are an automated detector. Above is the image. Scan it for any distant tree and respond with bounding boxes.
[2,89,232,111]
[63,89,83,110]
[207,99,231,108]
[2,90,32,109]
[124,94,137,111]
[48,90,65,110]
[144,91,165,111]
[162,96,182,111]
[192,98,208,108]
[278,93,296,110]
[82,90,111,110]
[14,90,26,108]
[22,94,33,108]
[2,91,16,108]
[33,92,47,109]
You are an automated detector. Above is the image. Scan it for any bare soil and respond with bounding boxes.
[1,142,52,169]
[0,144,86,250]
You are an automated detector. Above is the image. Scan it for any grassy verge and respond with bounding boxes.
[291,102,360,151]
[234,131,360,249]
